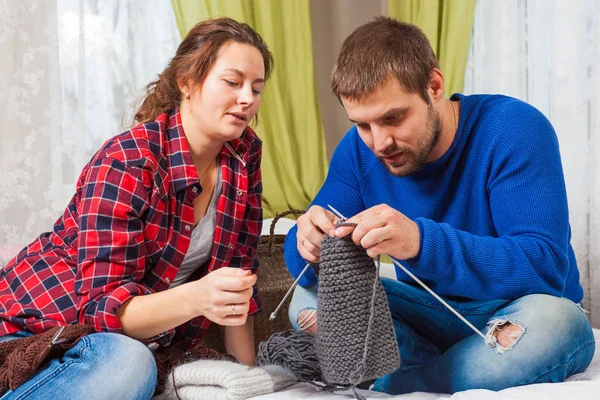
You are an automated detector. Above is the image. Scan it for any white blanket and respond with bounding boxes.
[253,329,600,400]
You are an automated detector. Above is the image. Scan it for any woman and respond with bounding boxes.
[0,17,273,399]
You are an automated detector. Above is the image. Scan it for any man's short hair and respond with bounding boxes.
[332,16,440,103]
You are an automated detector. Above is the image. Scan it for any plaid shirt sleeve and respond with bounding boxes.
[74,157,153,333]
[235,139,263,316]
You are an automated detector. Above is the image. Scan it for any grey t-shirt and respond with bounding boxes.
[170,165,222,288]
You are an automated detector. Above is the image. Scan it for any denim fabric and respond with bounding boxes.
[288,283,319,331]
[288,278,596,394]
[0,332,157,400]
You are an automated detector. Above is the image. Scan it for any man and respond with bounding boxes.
[283,16,595,395]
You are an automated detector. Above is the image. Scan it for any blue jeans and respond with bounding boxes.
[288,277,596,395]
[0,331,157,400]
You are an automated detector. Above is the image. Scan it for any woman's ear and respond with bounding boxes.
[177,78,190,97]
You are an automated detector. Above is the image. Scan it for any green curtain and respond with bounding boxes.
[171,0,328,218]
[388,0,477,95]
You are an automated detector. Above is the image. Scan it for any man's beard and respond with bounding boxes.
[377,104,442,177]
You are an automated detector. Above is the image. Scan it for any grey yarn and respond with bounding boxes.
[256,330,362,399]
[256,330,322,382]
[316,233,400,386]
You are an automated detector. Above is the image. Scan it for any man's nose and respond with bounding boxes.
[372,127,393,153]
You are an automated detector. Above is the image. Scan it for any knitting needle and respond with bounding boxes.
[50,325,66,345]
[326,204,487,342]
[269,206,354,322]
[269,262,311,321]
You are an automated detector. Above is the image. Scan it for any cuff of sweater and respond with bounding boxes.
[412,217,427,260]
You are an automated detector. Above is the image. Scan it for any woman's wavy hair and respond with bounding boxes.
[132,18,273,125]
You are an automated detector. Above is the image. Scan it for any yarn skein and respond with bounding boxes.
[256,330,322,382]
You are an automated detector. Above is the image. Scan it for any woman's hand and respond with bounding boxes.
[189,267,257,326]
[117,267,256,340]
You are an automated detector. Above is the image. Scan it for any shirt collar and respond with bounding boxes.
[159,108,256,193]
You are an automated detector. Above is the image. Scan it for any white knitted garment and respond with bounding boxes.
[157,359,297,400]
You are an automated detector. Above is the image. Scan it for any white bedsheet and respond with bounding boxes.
[254,329,600,400]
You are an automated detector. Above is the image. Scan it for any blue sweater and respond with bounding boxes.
[284,93,583,303]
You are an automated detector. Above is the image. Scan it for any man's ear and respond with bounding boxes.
[427,68,446,104]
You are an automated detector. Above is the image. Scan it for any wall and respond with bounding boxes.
[310,0,387,159]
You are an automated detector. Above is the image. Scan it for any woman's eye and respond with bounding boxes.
[224,80,238,87]
[252,89,262,95]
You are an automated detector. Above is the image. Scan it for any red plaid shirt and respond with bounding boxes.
[0,109,263,350]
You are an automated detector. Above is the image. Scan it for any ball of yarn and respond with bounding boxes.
[256,330,322,382]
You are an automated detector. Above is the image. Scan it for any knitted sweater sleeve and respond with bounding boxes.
[408,102,573,300]
[284,130,366,287]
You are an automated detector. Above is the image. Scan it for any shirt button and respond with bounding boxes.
[236,189,243,196]
[228,244,234,249]
[165,277,171,283]
[185,225,191,231]
[192,187,198,193]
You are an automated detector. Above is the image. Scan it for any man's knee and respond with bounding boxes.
[295,308,318,334]
[287,284,318,332]
[518,295,593,339]
[485,320,525,353]
[485,294,594,355]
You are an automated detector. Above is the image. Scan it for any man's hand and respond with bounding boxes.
[334,204,420,260]
[296,205,338,263]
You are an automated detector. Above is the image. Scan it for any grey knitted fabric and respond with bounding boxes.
[315,234,400,385]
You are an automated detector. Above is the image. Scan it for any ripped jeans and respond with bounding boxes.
[288,277,596,395]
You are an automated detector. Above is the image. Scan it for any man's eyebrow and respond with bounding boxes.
[349,107,409,124]
[223,68,265,84]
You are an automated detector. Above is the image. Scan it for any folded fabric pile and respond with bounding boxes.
[155,359,297,400]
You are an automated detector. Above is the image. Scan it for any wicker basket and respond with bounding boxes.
[200,209,305,353]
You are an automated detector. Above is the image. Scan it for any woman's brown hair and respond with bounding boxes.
[133,17,273,125]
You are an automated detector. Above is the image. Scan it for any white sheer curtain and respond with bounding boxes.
[0,0,180,263]
[464,0,600,327]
